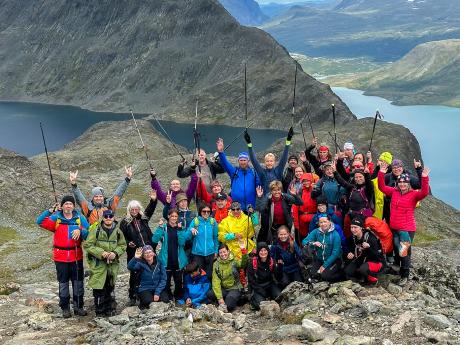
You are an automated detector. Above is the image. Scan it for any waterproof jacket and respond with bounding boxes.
[292,185,317,230]
[302,225,342,269]
[248,143,290,192]
[36,210,89,262]
[311,175,345,207]
[378,172,429,231]
[84,221,126,289]
[212,200,231,223]
[187,216,219,256]
[152,224,189,270]
[182,269,210,306]
[256,192,303,244]
[218,212,255,258]
[218,151,260,211]
[247,256,282,293]
[127,257,167,295]
[120,198,157,258]
[270,240,303,274]
[212,252,248,300]
[71,177,130,224]
[177,158,225,181]
[150,172,198,209]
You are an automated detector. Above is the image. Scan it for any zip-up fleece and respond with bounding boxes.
[302,224,342,268]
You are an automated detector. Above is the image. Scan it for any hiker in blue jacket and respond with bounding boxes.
[177,261,211,309]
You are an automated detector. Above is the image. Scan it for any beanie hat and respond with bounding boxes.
[392,159,404,168]
[216,192,228,200]
[397,173,411,184]
[256,242,270,254]
[321,161,333,170]
[91,186,104,199]
[60,195,76,207]
[142,245,154,254]
[350,215,364,228]
[379,151,393,165]
[238,152,249,160]
[175,193,188,204]
[288,154,298,163]
[102,209,114,218]
[343,142,354,151]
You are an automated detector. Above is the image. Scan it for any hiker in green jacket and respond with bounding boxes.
[83,209,126,316]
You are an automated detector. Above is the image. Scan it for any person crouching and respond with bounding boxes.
[177,261,211,309]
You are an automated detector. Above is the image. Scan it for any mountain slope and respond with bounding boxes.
[0,0,354,129]
[219,0,268,25]
[332,39,460,106]
[261,0,460,61]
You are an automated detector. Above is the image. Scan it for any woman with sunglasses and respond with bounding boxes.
[187,203,219,276]
[151,208,190,302]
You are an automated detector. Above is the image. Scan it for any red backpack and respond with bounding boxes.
[364,217,393,254]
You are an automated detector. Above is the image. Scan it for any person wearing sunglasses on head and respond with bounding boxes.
[84,209,127,316]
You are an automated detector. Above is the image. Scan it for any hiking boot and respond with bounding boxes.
[399,241,411,258]
[398,277,408,287]
[62,309,72,318]
[73,307,87,316]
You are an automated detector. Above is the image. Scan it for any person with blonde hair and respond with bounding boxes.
[120,191,158,305]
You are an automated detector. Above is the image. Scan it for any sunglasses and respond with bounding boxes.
[231,208,241,211]
[103,214,114,219]
[201,210,211,214]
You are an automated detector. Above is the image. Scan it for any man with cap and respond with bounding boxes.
[244,127,294,193]
[69,166,133,224]
[213,192,232,223]
[36,195,90,318]
[84,209,127,316]
[216,137,260,212]
[344,215,386,285]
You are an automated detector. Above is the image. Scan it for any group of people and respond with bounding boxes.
[36,127,430,317]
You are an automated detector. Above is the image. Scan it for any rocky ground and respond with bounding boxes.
[0,245,459,345]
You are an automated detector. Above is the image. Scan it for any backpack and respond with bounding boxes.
[364,217,393,254]
[252,256,275,272]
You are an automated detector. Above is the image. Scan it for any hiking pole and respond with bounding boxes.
[193,99,202,205]
[306,108,315,139]
[151,114,186,162]
[332,104,337,154]
[300,123,308,151]
[39,122,58,203]
[244,63,248,129]
[291,64,298,127]
[130,109,153,170]
[223,120,256,152]
[327,131,341,153]
[368,110,383,152]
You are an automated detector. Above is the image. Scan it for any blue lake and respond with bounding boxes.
[333,87,460,210]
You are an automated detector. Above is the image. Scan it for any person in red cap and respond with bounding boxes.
[292,173,318,244]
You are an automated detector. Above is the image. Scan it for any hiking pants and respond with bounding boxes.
[93,274,115,315]
[127,252,141,299]
[192,254,215,278]
[310,258,343,282]
[138,289,170,309]
[165,269,183,301]
[279,270,304,289]
[251,284,281,310]
[55,260,84,310]
[345,260,384,283]
[393,230,415,278]
[207,288,242,311]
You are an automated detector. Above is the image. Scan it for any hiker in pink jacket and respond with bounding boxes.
[378,162,430,286]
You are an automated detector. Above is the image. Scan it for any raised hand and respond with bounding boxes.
[150,168,157,179]
[69,170,78,185]
[256,186,264,198]
[125,166,133,179]
[135,247,143,259]
[421,167,431,177]
[289,184,297,195]
[216,138,224,153]
[337,151,345,160]
[166,191,172,204]
[380,161,389,174]
[191,228,198,236]
[413,159,422,169]
[243,130,251,144]
[48,202,60,213]
[150,189,157,201]
[158,218,165,226]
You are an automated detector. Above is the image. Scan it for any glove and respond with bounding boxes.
[224,233,236,241]
[244,130,251,145]
[287,126,294,142]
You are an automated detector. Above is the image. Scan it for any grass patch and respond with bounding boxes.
[0,227,21,245]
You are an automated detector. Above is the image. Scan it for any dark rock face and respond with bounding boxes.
[0,0,354,129]
[218,0,269,25]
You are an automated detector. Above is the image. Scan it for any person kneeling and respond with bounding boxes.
[207,244,248,312]
[247,242,282,310]
[177,261,210,309]
[302,214,343,282]
[344,216,385,285]
[128,245,168,309]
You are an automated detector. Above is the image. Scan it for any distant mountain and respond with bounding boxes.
[219,0,268,25]
[261,0,460,61]
[333,39,460,107]
[0,0,355,129]
[260,0,339,18]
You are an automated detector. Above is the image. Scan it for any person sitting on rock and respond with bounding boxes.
[247,242,282,310]
[207,243,248,312]
[244,127,293,193]
[378,163,430,286]
[344,215,386,285]
[127,245,168,309]
[150,166,198,210]
[70,166,133,224]
[152,208,189,302]
[177,261,211,309]
[255,180,303,245]
[270,226,304,289]
[83,209,126,316]
[36,195,89,318]
[119,191,157,306]
[302,214,343,282]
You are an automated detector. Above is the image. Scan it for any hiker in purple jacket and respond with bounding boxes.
[150,168,198,209]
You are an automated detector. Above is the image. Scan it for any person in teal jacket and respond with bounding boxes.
[152,208,189,301]
[187,203,219,277]
[302,214,343,282]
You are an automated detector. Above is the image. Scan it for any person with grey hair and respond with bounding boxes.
[69,166,133,224]
[120,190,157,306]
